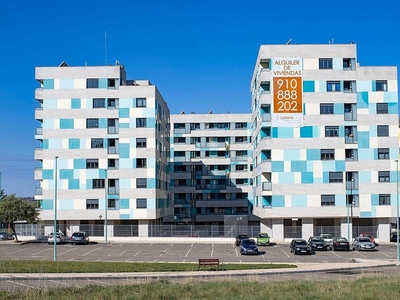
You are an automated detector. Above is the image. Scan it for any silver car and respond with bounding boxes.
[48,232,66,244]
[352,237,375,251]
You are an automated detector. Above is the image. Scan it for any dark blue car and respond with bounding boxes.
[240,238,259,255]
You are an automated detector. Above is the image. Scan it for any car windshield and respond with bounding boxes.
[312,237,323,242]
[295,240,307,245]
[238,235,248,239]
[359,238,371,242]
[258,234,269,238]
[242,239,256,245]
[73,233,84,237]
[322,234,333,239]
[336,238,348,242]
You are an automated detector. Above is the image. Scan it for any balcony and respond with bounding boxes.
[262,182,272,191]
[34,167,42,180]
[35,187,43,196]
[206,142,227,148]
[231,156,248,162]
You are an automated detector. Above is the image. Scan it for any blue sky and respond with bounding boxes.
[0,0,399,196]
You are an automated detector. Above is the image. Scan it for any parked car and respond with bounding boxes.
[0,232,15,240]
[48,232,66,244]
[235,234,249,246]
[352,237,375,251]
[71,231,90,245]
[359,233,375,244]
[290,239,311,255]
[256,233,270,246]
[390,232,399,242]
[332,237,350,251]
[239,238,259,255]
[308,236,328,251]
[320,234,333,249]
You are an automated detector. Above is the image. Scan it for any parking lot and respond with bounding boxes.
[0,240,398,264]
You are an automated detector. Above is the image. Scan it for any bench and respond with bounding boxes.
[198,258,222,271]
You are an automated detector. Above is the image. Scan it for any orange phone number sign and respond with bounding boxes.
[273,77,302,113]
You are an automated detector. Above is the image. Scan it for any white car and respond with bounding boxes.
[320,234,333,249]
[48,232,66,244]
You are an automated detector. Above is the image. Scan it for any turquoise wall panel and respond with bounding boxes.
[119,144,130,158]
[41,200,53,210]
[277,128,294,138]
[69,139,80,149]
[86,179,92,189]
[357,80,372,92]
[390,148,398,160]
[360,211,372,217]
[369,126,377,137]
[334,103,344,114]
[119,108,129,118]
[147,117,156,128]
[335,161,345,171]
[43,79,54,89]
[388,103,398,114]
[306,149,320,160]
[301,172,314,183]
[285,149,300,160]
[60,119,74,129]
[119,178,131,189]
[68,179,80,189]
[59,199,74,209]
[43,139,49,149]
[291,161,306,172]
[384,92,398,103]
[359,148,374,160]
[119,123,130,128]
[73,159,86,169]
[42,170,53,179]
[319,81,326,92]
[272,195,285,207]
[71,98,81,109]
[99,118,107,128]
[357,92,369,109]
[119,158,133,168]
[43,120,54,129]
[60,79,74,89]
[303,81,315,92]
[120,214,130,219]
[300,126,313,137]
[142,108,156,117]
[371,194,379,206]
[99,78,107,88]
[359,171,371,183]
[371,80,376,91]
[147,198,156,209]
[119,98,133,107]
[48,139,63,149]
[120,199,130,209]
[272,128,278,138]
[59,169,74,179]
[43,99,57,109]
[272,161,284,172]
[323,172,329,183]
[278,172,294,184]
[322,161,335,171]
[148,178,156,189]
[292,195,307,207]
[332,58,342,69]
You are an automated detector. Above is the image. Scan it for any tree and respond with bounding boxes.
[0,194,39,242]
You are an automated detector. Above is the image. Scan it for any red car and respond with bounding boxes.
[359,233,375,244]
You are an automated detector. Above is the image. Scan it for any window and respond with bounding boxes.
[343,58,354,70]
[327,81,340,92]
[377,125,389,137]
[108,98,117,108]
[108,78,116,88]
[376,103,388,114]
[260,59,270,69]
[108,199,116,209]
[343,81,356,92]
[86,159,98,169]
[321,195,335,206]
[329,172,343,183]
[190,123,200,130]
[174,151,185,157]
[91,138,103,148]
[136,198,147,209]
[319,58,332,69]
[378,148,389,159]
[93,179,105,189]
[321,149,335,160]
[235,122,246,129]
[325,126,339,137]
[174,137,186,144]
[86,199,98,209]
[376,80,387,91]
[235,137,245,143]
[92,98,105,108]
[379,194,390,205]
[345,149,358,161]
[136,138,147,148]
[108,138,118,154]
[136,178,147,188]
[86,79,99,88]
[136,118,146,127]
[136,158,147,168]
[86,118,99,128]
[378,171,390,182]
[236,165,247,171]
[108,158,118,169]
[320,103,334,114]
[136,98,146,107]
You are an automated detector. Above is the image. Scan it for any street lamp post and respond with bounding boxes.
[53,156,58,261]
[396,160,399,266]
[350,177,354,219]
[104,170,108,243]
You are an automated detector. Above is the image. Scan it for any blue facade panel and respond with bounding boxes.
[272,161,284,172]
[43,79,54,89]
[60,119,74,129]
[303,81,315,92]
[292,195,307,207]
[69,139,80,149]
[60,79,74,89]
[60,169,74,179]
[272,195,285,207]
[300,126,313,138]
[120,199,130,209]
[357,92,369,108]
[301,172,314,183]
[306,149,320,160]
[71,98,81,109]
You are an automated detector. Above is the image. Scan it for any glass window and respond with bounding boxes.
[108,78,116,88]
[86,79,99,88]
[379,194,390,205]
[86,118,99,128]
[321,195,335,206]
[376,103,388,114]
[137,198,147,208]
[190,123,200,130]
[378,148,389,159]
[319,58,333,69]
[108,98,117,108]
[321,149,335,160]
[136,178,147,188]
[378,171,390,182]
[108,158,118,169]
[320,103,334,114]
[329,172,343,183]
[108,199,116,209]
[86,159,98,169]
[136,138,147,148]
[136,98,146,107]
[136,118,147,128]
[136,158,147,168]
[86,199,98,209]
[327,81,341,92]
[93,98,105,108]
[325,126,339,137]
[376,80,387,91]
[377,125,389,137]
[91,138,103,148]
[93,179,105,189]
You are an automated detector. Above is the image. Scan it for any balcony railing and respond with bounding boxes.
[262,182,272,191]
[35,187,43,196]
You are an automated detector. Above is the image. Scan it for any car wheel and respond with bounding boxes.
[71,242,73,245]
[352,247,355,251]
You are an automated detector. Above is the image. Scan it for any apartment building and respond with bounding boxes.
[250,44,399,242]
[34,63,171,237]
[168,113,258,233]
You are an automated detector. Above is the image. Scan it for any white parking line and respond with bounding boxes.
[88,279,114,286]
[134,250,141,256]
[7,280,35,289]
[31,248,52,256]
[48,280,69,286]
[119,251,126,257]
[280,248,290,258]
[235,248,239,257]
[185,247,192,257]
[57,248,76,256]
[330,251,341,258]
[211,245,214,257]
[82,247,101,256]
[378,251,391,258]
